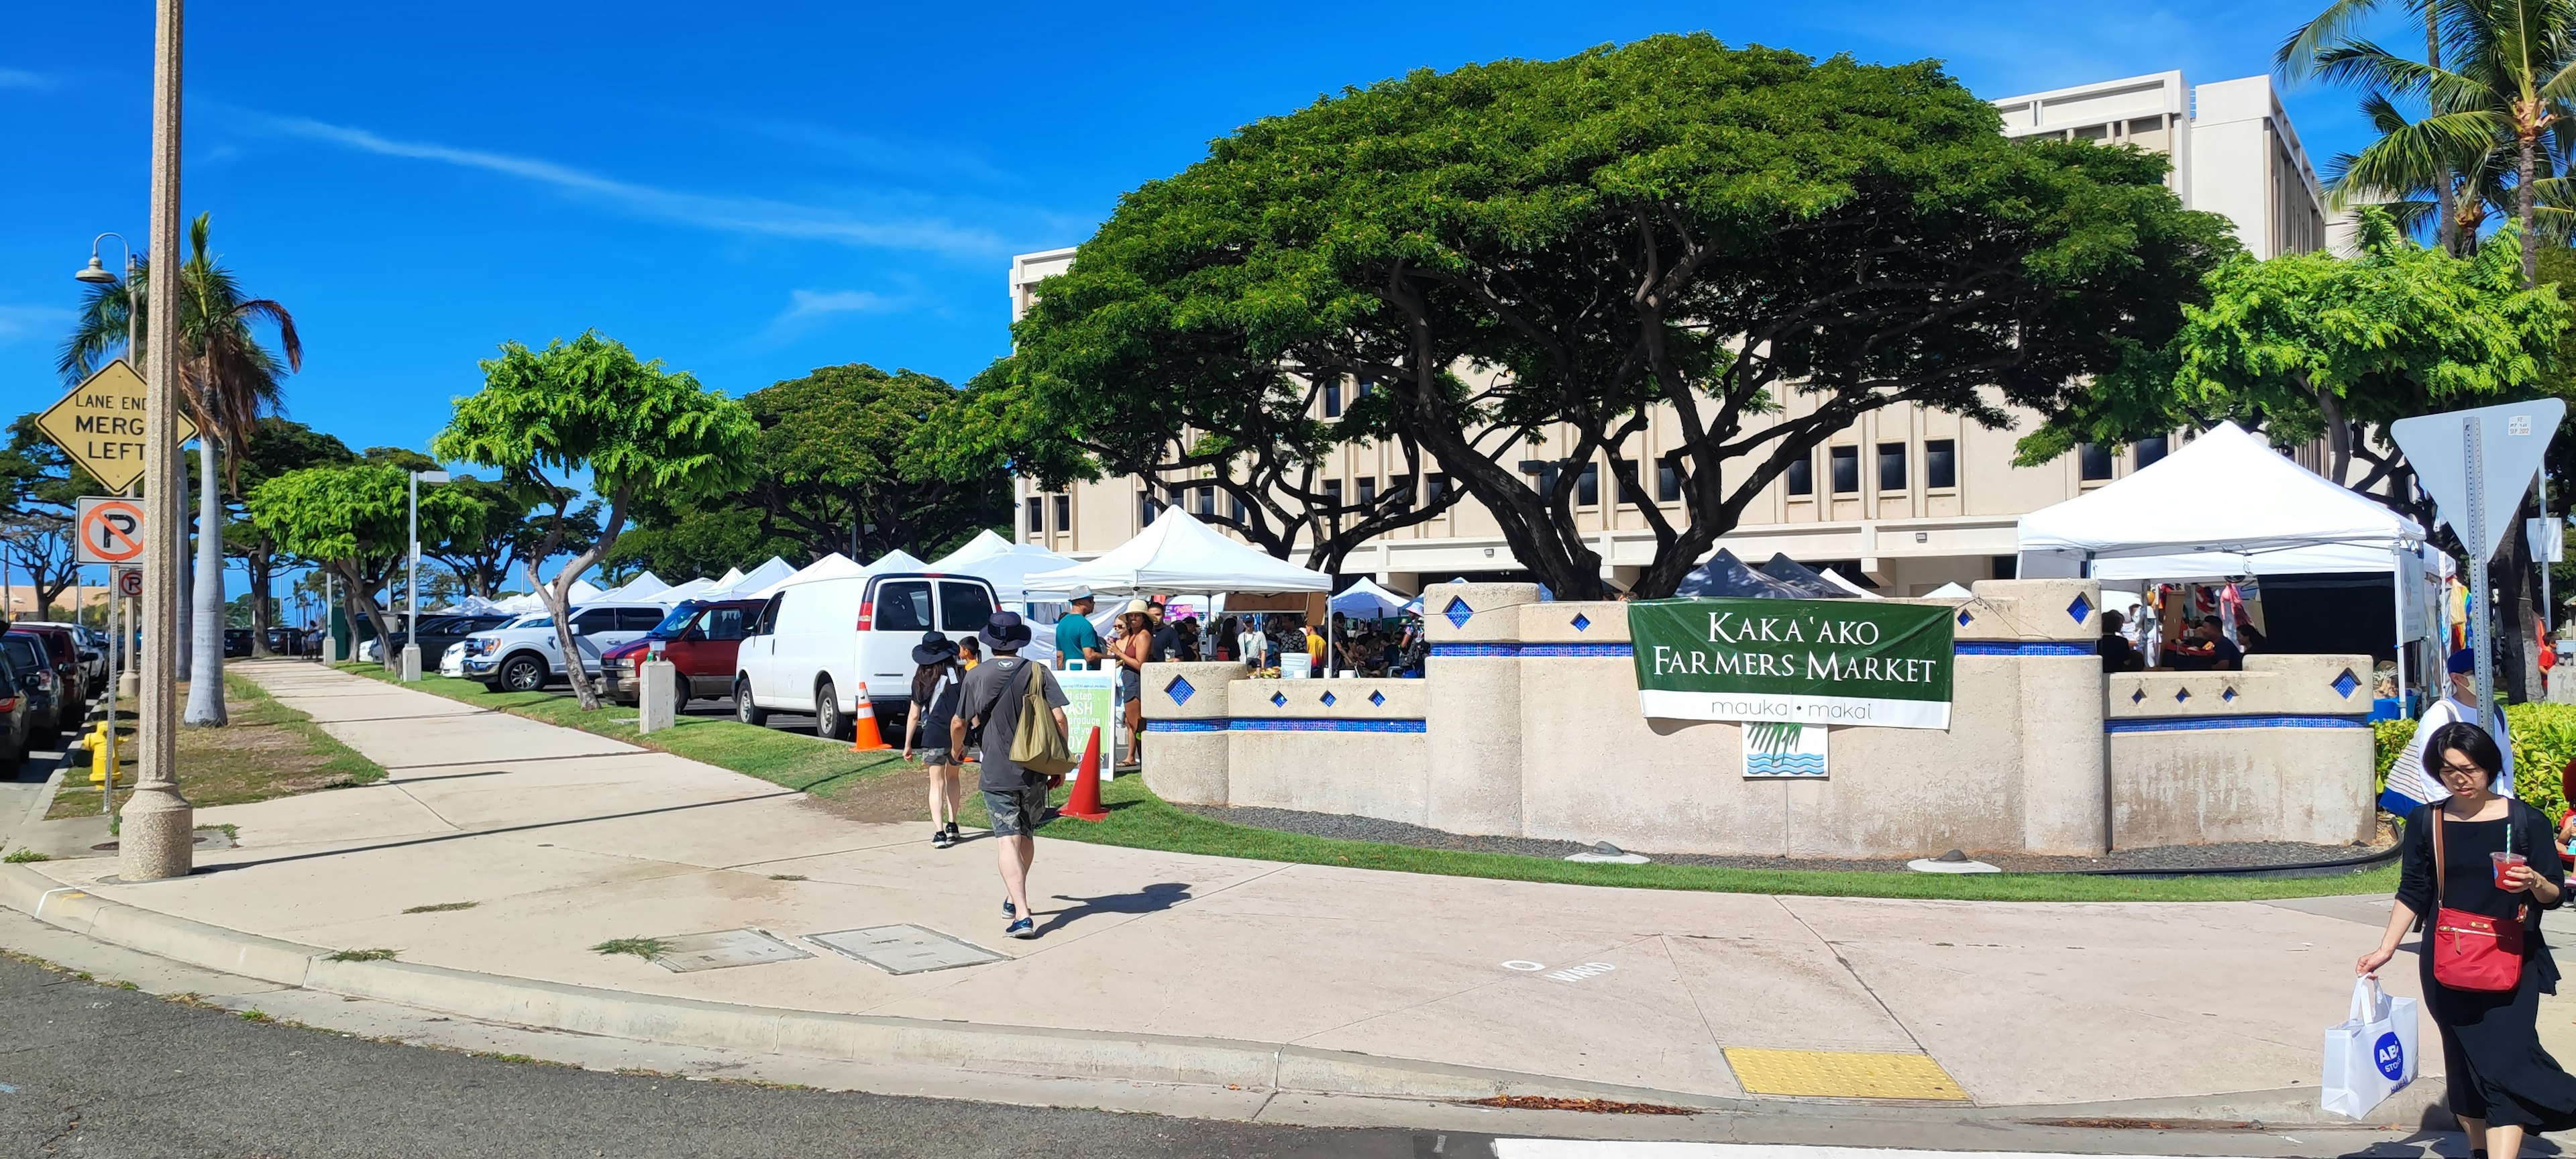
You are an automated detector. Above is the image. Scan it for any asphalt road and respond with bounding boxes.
[0,955,1487,1158]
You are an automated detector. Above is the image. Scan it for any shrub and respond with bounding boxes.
[2506,702,2576,822]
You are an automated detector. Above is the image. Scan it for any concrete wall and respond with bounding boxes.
[1140,580,2376,859]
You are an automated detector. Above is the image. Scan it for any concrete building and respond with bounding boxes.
[1010,72,2329,596]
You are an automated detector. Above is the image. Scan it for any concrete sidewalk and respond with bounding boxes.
[7,661,2469,1121]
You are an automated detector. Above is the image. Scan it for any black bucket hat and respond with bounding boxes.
[979,610,1034,652]
[911,630,959,667]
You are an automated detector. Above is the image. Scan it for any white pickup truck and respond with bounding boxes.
[459,603,669,692]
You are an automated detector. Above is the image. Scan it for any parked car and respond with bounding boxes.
[0,634,62,744]
[17,621,105,689]
[223,627,256,658]
[601,598,764,712]
[733,572,997,740]
[0,649,35,762]
[376,614,512,669]
[460,604,669,692]
[9,625,87,706]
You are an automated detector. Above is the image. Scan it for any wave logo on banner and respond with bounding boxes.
[1743,721,1827,779]
[1627,597,1955,730]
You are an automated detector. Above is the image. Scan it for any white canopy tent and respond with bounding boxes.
[596,571,669,603]
[704,557,795,600]
[861,549,928,574]
[652,577,717,606]
[752,553,863,600]
[2016,421,2436,698]
[713,565,745,588]
[930,530,1077,604]
[1023,510,1333,597]
[1330,578,1414,620]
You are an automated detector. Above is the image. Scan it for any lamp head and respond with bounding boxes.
[74,256,116,284]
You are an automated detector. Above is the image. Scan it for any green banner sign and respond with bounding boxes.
[1627,598,1955,730]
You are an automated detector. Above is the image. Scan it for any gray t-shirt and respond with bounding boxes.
[959,654,1070,792]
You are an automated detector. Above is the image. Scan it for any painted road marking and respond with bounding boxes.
[1494,1148,2247,1159]
[1501,960,1546,971]
[1721,1048,1968,1101]
[1544,961,1617,983]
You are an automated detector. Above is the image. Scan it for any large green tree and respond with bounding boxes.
[423,475,599,599]
[433,332,757,710]
[248,463,484,661]
[973,35,2235,597]
[223,418,354,656]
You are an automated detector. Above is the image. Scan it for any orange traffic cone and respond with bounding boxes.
[1061,726,1108,821]
[847,680,890,752]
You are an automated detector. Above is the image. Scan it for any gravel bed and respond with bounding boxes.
[1171,803,2399,876]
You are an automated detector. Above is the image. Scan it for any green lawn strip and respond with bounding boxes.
[50,671,385,818]
[331,664,2392,903]
[330,664,918,799]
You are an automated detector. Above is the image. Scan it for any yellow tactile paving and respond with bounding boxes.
[1721,1048,1970,1101]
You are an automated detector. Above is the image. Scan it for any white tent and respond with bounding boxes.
[1023,510,1332,596]
[597,571,669,602]
[653,577,717,606]
[714,565,745,587]
[753,553,863,599]
[2017,422,2425,582]
[1330,578,1413,619]
[1922,582,1972,600]
[931,530,1077,603]
[705,557,794,600]
[862,549,928,574]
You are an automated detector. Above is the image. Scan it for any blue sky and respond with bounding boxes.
[1,1,2397,597]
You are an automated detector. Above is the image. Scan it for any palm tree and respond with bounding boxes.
[2311,0,2576,285]
[2287,0,2463,251]
[2325,91,2530,247]
[58,213,300,725]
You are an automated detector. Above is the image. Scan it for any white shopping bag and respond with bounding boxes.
[2322,978,2420,1119]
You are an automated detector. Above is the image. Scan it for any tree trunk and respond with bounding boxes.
[184,437,228,725]
[248,547,274,659]
[174,465,191,676]
[2430,6,2460,255]
[2522,131,2541,287]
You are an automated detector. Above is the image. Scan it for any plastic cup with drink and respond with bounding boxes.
[2494,850,2530,889]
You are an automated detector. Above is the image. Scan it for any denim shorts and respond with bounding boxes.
[984,784,1049,837]
[912,745,954,767]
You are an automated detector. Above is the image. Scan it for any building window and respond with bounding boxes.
[1657,462,1682,502]
[1925,439,1956,490]
[1829,446,1859,494]
[1572,463,1597,507]
[1358,478,1378,507]
[1025,496,1043,534]
[1357,379,1375,398]
[1322,479,1343,508]
[1322,382,1342,419]
[1229,494,1244,521]
[1195,484,1216,516]
[1876,442,1907,492]
[1428,473,1451,502]
[1519,460,1563,495]
[2078,443,2114,481]
[1991,555,2019,580]
[1053,494,1070,532]
[2134,435,2169,469]
[1139,491,1159,526]
[1787,455,1813,496]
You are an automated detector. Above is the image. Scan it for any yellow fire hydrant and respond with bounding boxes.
[84,719,113,784]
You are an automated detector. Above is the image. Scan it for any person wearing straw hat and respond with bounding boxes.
[954,611,1069,939]
[1112,600,1154,764]
[902,630,966,850]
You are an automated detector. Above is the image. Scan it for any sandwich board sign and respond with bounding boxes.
[36,360,197,493]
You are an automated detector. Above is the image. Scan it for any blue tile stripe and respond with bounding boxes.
[1436,642,2095,658]
[2105,714,2369,734]
[1144,718,1428,734]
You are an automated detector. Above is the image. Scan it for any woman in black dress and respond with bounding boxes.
[2360,722,2576,1157]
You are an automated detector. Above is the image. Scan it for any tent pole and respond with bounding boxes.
[2392,545,2408,713]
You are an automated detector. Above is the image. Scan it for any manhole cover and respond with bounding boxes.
[806,924,1007,975]
[650,928,812,973]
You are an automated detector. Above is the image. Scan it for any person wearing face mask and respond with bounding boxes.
[2385,649,2518,817]
[2359,722,2576,1156]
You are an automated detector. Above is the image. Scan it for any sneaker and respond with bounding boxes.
[1002,898,1016,919]
[945,822,961,842]
[932,828,953,849]
[1006,916,1036,939]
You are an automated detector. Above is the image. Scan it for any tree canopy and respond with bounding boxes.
[432,331,756,708]
[248,462,484,651]
[969,34,2236,596]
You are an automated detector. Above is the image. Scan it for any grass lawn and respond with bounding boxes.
[337,662,2398,903]
[50,671,386,820]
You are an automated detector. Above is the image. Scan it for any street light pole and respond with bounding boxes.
[123,0,191,882]
[402,469,450,681]
[76,232,137,812]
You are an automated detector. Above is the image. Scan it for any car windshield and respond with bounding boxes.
[508,614,552,630]
[648,602,704,639]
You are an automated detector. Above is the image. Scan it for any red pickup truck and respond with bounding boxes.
[600,598,763,715]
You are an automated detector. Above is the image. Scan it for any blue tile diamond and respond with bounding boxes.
[1570,613,1591,632]
[1321,692,1337,707]
[2220,686,2237,703]
[1444,597,1474,628]
[1165,675,1195,706]
[1270,691,1287,708]
[2332,669,2360,699]
[1957,610,1974,628]
[2130,688,2145,704]
[2174,687,2190,704]
[1368,690,1386,707]
[2068,594,2093,625]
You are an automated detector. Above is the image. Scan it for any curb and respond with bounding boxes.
[0,863,1744,1111]
[0,863,2438,1125]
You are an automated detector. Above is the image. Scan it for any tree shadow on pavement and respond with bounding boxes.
[1036,882,1192,934]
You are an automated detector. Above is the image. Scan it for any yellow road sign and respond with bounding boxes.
[36,360,197,493]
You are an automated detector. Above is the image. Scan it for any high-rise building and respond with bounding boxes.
[1010,72,2328,595]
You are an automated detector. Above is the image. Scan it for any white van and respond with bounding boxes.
[733,571,999,739]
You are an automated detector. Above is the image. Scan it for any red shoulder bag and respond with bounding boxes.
[2429,808,2528,993]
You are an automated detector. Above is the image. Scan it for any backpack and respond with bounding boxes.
[1006,661,1077,777]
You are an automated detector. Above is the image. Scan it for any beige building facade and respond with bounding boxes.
[1011,71,2329,596]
